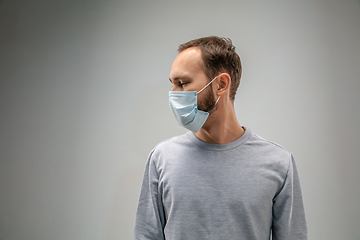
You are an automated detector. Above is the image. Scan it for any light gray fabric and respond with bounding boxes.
[133,128,307,240]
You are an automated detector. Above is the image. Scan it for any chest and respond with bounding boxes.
[158,153,283,216]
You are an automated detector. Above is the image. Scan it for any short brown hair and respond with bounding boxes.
[178,36,242,101]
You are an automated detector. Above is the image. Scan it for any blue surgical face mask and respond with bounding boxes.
[169,75,221,133]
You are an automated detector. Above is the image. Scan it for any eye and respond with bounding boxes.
[179,82,187,87]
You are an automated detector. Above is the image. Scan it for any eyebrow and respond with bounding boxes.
[169,76,192,83]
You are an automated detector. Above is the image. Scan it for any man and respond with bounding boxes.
[134,36,307,239]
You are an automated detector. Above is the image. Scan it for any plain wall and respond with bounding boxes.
[1,0,360,239]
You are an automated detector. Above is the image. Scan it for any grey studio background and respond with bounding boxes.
[1,0,360,239]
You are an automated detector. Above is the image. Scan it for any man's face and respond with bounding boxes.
[169,47,216,112]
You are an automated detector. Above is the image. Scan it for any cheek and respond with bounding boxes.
[182,84,195,92]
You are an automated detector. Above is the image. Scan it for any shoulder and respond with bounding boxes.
[246,132,291,157]
[148,133,191,162]
[245,130,293,173]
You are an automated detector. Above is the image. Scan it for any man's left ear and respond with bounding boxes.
[217,73,231,96]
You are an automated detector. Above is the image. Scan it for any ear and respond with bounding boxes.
[216,73,231,96]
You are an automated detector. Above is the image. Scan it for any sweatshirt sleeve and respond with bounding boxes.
[272,155,308,240]
[133,150,166,240]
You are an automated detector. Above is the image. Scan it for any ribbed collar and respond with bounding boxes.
[186,127,252,151]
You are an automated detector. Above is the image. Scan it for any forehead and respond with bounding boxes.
[169,47,204,80]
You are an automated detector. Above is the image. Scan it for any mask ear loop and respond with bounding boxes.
[205,95,221,113]
[197,75,219,94]
[214,95,221,105]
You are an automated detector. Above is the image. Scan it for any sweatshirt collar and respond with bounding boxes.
[186,127,251,151]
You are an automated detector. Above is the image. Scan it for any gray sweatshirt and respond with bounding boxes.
[134,128,307,239]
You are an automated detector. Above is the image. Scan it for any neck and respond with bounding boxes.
[194,101,245,144]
